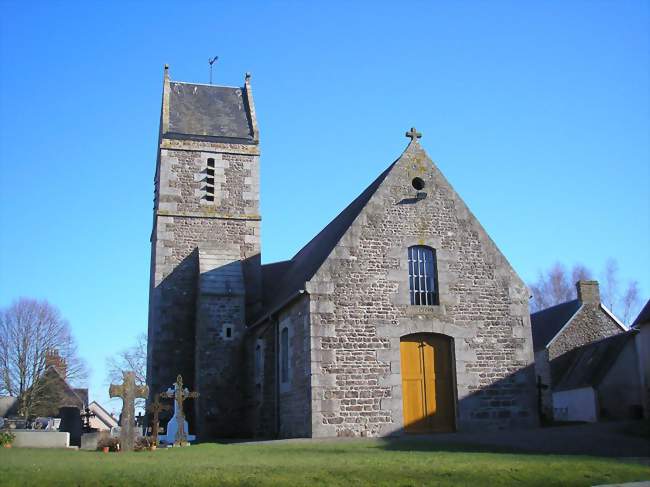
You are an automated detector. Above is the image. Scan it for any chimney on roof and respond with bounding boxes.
[576,280,600,305]
[45,349,67,378]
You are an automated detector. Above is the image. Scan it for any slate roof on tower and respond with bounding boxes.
[162,67,258,144]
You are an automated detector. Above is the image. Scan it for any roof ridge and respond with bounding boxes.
[290,161,396,264]
[531,298,579,316]
[253,159,398,325]
[170,80,242,89]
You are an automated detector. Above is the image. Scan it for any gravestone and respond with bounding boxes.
[58,406,82,447]
[109,371,149,451]
[161,375,199,446]
[81,430,109,451]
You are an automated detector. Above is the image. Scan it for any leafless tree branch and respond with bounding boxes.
[0,298,87,418]
[529,259,643,326]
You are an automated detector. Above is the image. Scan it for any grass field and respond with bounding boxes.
[1,439,649,486]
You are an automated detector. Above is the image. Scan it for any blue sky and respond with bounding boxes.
[1,1,648,412]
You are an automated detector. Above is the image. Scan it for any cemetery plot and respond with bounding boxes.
[0,439,648,486]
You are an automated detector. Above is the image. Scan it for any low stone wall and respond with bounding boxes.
[11,430,70,448]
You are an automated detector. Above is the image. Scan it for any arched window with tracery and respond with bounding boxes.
[408,246,438,305]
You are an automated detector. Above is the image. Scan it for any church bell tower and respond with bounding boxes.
[147,65,261,438]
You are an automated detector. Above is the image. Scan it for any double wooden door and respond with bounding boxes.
[400,334,455,433]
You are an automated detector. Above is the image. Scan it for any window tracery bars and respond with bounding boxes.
[408,246,438,305]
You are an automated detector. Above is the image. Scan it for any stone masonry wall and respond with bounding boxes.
[148,140,260,439]
[544,303,624,421]
[194,244,246,438]
[548,305,623,361]
[245,322,277,438]
[306,142,537,437]
[277,297,312,438]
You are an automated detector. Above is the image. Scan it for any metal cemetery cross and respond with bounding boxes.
[109,371,149,451]
[80,406,96,432]
[147,393,170,447]
[405,127,422,141]
[163,374,199,446]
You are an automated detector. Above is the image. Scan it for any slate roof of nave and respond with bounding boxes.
[256,161,397,324]
[530,300,582,352]
[167,81,256,143]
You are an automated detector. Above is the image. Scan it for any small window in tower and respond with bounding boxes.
[207,158,215,168]
[412,177,425,190]
[207,168,215,176]
[206,177,214,185]
[226,327,232,338]
[206,186,214,194]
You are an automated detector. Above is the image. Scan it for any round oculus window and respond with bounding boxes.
[411,177,425,190]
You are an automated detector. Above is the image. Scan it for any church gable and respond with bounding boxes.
[304,132,536,437]
[308,135,528,309]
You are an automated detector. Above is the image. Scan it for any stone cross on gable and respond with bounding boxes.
[162,374,199,446]
[109,371,149,451]
[405,127,422,142]
[147,393,170,447]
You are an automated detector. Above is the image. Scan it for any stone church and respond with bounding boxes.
[147,66,538,439]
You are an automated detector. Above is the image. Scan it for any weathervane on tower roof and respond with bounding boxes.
[208,56,219,85]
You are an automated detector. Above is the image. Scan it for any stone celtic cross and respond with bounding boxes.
[109,371,149,451]
[406,127,422,141]
[162,374,199,446]
[147,393,170,447]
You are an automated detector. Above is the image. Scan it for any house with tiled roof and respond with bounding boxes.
[530,280,628,420]
[551,329,642,421]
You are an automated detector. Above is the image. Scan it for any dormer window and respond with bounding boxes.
[408,246,438,305]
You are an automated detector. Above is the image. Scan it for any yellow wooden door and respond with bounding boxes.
[400,334,454,433]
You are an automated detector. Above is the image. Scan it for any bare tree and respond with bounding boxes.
[529,259,642,325]
[0,298,87,418]
[601,258,619,312]
[620,280,640,326]
[106,333,147,409]
[529,262,592,312]
[106,333,147,386]
[571,264,592,284]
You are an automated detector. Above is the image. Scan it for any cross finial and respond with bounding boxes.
[405,127,422,142]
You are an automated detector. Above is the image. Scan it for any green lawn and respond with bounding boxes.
[1,439,648,486]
